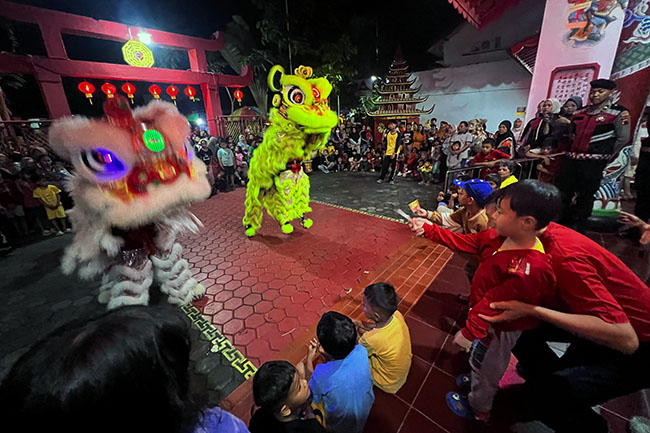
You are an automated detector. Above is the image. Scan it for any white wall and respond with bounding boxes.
[412,60,531,131]
[433,0,545,67]
[525,0,625,122]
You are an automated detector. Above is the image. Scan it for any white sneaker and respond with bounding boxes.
[64,228,72,233]
[390,180,395,185]
[42,229,52,236]
[55,231,64,236]
[376,179,383,184]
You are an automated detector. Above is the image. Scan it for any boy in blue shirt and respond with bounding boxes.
[305,311,375,433]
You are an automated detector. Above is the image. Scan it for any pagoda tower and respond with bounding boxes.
[367,50,434,137]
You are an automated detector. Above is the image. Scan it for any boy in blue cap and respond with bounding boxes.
[414,178,493,234]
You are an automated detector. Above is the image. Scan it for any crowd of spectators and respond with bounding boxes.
[0,119,265,251]
[317,96,589,189]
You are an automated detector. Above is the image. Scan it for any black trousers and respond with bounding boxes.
[635,153,650,223]
[378,156,397,181]
[555,158,607,227]
[493,324,650,433]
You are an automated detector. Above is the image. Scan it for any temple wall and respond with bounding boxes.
[432,0,545,68]
[412,59,531,131]
[524,0,626,123]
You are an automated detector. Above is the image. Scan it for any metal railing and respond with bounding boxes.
[212,115,264,140]
[442,157,541,191]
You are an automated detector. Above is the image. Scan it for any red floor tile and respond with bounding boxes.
[398,408,447,433]
[408,292,465,334]
[433,332,471,378]
[412,366,487,433]
[363,387,410,433]
[396,355,432,405]
[599,408,630,433]
[406,316,449,364]
[602,390,650,421]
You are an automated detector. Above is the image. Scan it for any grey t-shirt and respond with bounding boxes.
[217,148,235,167]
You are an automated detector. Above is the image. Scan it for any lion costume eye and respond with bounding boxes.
[80,148,128,181]
[287,86,305,105]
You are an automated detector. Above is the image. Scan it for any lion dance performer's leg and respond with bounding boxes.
[98,248,153,310]
[243,182,264,237]
[265,176,294,234]
[295,171,313,229]
[264,170,314,233]
[151,243,205,305]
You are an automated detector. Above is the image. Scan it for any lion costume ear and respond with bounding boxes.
[268,65,285,92]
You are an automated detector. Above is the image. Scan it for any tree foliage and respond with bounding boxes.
[0,18,27,115]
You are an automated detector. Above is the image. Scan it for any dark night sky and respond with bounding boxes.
[3,0,463,118]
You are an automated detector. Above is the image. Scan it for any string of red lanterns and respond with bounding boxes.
[77,81,201,105]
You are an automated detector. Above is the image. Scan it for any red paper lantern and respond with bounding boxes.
[78,81,95,105]
[166,85,179,105]
[234,88,243,104]
[184,86,197,101]
[121,82,136,103]
[101,83,116,99]
[149,85,161,99]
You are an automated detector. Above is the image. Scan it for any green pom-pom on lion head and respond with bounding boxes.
[267,65,338,135]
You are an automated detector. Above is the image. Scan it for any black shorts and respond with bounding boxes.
[224,166,235,176]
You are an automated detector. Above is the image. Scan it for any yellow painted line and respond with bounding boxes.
[311,200,406,224]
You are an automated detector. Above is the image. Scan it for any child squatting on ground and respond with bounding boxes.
[250,360,327,433]
[303,311,375,433]
[409,180,560,422]
[357,282,412,394]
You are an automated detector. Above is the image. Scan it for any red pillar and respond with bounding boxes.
[188,48,207,72]
[36,22,71,118]
[37,74,71,119]
[201,82,224,137]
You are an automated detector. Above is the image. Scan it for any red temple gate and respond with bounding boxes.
[0,1,253,136]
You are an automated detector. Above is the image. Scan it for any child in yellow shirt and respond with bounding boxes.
[358,282,412,393]
[33,176,69,236]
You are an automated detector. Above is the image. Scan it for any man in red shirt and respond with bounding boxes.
[410,180,650,433]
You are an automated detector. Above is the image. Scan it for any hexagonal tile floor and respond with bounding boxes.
[178,188,414,369]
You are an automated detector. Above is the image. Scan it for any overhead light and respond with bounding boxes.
[137,31,153,45]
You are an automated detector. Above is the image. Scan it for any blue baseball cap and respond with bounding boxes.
[453,179,493,207]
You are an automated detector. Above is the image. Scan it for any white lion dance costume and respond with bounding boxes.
[49,96,211,309]
[242,65,338,237]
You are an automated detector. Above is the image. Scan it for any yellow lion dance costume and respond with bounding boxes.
[243,65,338,237]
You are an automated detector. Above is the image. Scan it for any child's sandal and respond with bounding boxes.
[456,373,471,394]
[446,392,474,419]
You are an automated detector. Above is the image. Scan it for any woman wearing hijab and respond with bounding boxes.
[562,96,583,120]
[236,134,248,152]
[519,99,570,156]
[494,120,517,158]
[512,118,524,142]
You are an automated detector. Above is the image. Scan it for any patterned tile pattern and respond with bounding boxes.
[179,189,413,368]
